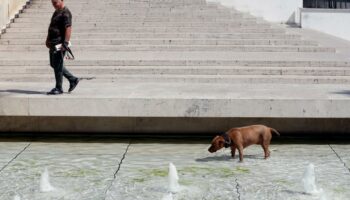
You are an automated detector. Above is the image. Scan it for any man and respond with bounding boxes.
[46,0,79,95]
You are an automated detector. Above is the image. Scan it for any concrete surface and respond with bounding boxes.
[0,82,350,118]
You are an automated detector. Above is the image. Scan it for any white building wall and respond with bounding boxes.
[301,9,350,41]
[209,0,350,41]
[0,0,29,32]
[207,0,303,24]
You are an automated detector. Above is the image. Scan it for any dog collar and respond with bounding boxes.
[221,133,231,148]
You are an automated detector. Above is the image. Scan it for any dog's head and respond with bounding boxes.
[208,136,226,153]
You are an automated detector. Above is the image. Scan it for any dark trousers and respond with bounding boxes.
[49,50,76,90]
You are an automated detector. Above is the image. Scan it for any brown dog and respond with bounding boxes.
[208,125,280,162]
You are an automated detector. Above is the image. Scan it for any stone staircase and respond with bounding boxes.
[0,0,350,133]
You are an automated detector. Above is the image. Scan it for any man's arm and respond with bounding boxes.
[65,26,72,44]
[46,36,50,48]
[63,9,72,51]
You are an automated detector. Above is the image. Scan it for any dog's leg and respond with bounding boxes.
[262,141,271,159]
[230,145,236,158]
[237,145,244,162]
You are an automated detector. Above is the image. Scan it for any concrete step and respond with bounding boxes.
[2,0,350,132]
[30,2,215,7]
[0,45,334,53]
[1,82,349,119]
[27,6,221,11]
[29,0,206,4]
[2,66,350,76]
[28,1,208,6]
[0,59,349,67]
[10,21,266,28]
[29,0,216,5]
[22,11,234,16]
[28,3,219,8]
[0,32,302,40]
[26,3,219,7]
[23,7,230,13]
[5,27,286,33]
[18,12,237,17]
[19,12,243,17]
[1,73,350,84]
[14,16,257,23]
[0,39,317,46]
[30,0,204,1]
[0,51,347,62]
[30,0,208,4]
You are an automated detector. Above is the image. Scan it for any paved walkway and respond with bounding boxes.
[0,138,349,200]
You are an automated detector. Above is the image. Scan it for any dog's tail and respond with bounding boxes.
[270,128,280,136]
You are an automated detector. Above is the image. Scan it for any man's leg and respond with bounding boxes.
[62,65,77,82]
[61,51,79,92]
[54,51,65,90]
[48,50,64,94]
[61,51,76,81]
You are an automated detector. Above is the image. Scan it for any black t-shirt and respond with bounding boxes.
[47,7,72,46]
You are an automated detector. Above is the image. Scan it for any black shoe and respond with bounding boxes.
[68,78,80,93]
[47,88,63,95]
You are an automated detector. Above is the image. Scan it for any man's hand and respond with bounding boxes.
[62,41,74,60]
[61,41,69,51]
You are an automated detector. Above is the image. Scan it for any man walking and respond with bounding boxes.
[46,0,79,95]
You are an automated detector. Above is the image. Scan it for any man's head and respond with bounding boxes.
[51,0,64,10]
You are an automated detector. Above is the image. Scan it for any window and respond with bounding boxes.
[304,0,350,8]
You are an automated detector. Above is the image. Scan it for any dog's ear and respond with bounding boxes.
[211,136,220,143]
[217,139,226,147]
